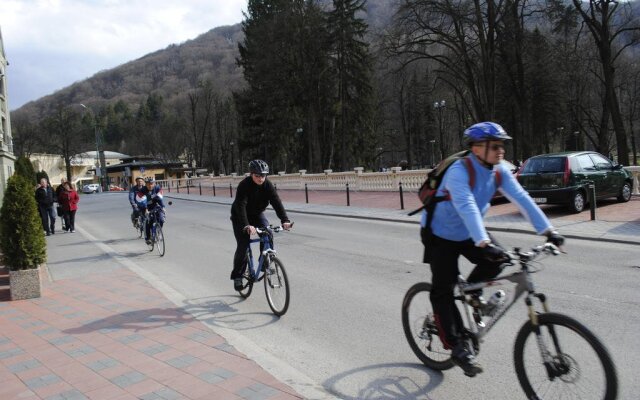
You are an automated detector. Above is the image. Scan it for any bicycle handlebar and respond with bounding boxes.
[255,222,294,235]
[508,242,562,263]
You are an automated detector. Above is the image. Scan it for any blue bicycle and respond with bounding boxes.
[238,224,291,316]
[143,207,165,257]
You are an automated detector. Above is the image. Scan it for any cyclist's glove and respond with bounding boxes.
[546,231,565,247]
[480,243,509,263]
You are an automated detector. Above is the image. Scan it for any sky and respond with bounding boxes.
[0,0,248,110]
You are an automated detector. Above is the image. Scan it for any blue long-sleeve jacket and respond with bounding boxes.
[421,154,553,245]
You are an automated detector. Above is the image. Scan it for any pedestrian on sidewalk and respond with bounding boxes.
[230,160,292,291]
[55,177,68,230]
[35,178,56,235]
[58,181,79,232]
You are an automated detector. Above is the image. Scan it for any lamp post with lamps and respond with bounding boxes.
[80,103,107,192]
[433,100,446,163]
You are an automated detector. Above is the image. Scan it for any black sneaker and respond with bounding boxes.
[234,278,243,291]
[451,342,483,377]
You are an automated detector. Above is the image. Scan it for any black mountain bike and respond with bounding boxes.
[402,243,617,400]
[144,207,165,257]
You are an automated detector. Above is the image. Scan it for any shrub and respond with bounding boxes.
[14,156,37,185]
[0,175,47,270]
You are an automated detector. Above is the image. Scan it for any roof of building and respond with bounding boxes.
[76,151,130,159]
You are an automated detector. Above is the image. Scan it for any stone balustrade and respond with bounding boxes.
[158,166,640,195]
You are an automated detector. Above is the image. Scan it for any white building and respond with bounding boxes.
[0,26,16,203]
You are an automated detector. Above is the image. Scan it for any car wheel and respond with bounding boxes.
[569,191,586,213]
[617,182,631,202]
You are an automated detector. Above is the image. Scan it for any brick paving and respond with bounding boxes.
[0,267,302,400]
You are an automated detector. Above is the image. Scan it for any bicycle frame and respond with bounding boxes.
[457,258,546,341]
[245,229,277,282]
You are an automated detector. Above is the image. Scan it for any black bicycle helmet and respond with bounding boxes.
[144,176,156,183]
[249,159,269,175]
[463,122,512,146]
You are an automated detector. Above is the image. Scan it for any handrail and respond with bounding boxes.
[157,166,640,195]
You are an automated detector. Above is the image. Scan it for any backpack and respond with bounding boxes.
[411,151,502,263]
[408,150,503,220]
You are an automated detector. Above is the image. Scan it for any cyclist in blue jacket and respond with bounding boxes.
[129,176,145,227]
[421,121,565,377]
[135,177,166,244]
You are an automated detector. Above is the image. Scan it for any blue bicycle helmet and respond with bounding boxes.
[249,159,269,175]
[463,122,512,146]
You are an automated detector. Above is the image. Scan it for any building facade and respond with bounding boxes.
[0,26,16,204]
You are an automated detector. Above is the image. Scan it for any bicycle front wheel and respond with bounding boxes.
[264,256,289,316]
[401,282,454,370]
[155,223,165,257]
[238,251,253,299]
[514,312,617,400]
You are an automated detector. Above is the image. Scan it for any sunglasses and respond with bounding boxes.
[475,143,505,151]
[253,173,267,178]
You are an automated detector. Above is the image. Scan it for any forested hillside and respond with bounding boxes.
[10,0,640,176]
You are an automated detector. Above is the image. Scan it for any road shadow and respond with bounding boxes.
[180,296,281,330]
[63,306,196,334]
[323,362,443,400]
[62,295,280,335]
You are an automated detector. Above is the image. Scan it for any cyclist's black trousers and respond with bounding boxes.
[230,213,269,280]
[428,234,503,349]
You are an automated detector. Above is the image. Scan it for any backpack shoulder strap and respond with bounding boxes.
[463,157,475,189]
[495,169,502,187]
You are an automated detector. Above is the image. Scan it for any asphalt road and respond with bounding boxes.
[52,193,640,400]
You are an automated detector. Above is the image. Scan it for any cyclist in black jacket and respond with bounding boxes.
[230,160,292,291]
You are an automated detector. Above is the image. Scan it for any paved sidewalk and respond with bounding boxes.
[0,263,303,399]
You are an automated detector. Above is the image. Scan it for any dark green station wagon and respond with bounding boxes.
[516,151,633,213]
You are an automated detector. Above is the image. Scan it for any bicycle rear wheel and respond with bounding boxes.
[154,223,165,256]
[401,282,454,370]
[264,256,289,316]
[238,251,253,298]
[514,312,617,400]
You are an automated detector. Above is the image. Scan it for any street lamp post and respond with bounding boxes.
[433,100,446,163]
[429,140,436,168]
[229,141,235,174]
[80,103,107,192]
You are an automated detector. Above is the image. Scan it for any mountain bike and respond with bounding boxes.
[144,207,165,257]
[402,243,617,400]
[238,224,291,316]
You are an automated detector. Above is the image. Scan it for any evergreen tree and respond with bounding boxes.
[14,156,37,185]
[0,175,47,270]
[327,0,373,170]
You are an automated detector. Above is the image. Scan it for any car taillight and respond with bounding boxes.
[563,158,570,185]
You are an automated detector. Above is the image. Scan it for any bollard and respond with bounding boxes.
[274,183,277,192]
[187,183,190,195]
[588,183,596,220]
[199,183,202,195]
[213,183,216,197]
[346,183,350,206]
[399,181,405,210]
[177,182,180,193]
[305,183,309,203]
[230,183,233,198]
[168,183,171,193]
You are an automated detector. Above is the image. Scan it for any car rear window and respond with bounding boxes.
[521,157,565,173]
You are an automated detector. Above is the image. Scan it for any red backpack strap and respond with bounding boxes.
[463,157,475,189]
[495,169,502,187]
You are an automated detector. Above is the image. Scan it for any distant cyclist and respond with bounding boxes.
[135,177,166,244]
[230,160,292,291]
[421,122,565,377]
[129,176,145,227]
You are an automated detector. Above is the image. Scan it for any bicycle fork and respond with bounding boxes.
[526,293,566,380]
